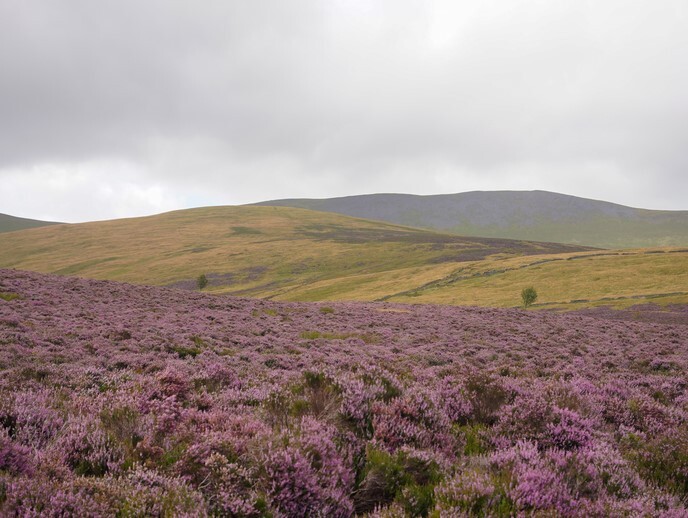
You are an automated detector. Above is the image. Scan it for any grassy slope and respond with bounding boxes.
[379,249,688,309]
[0,205,684,310]
[0,205,584,295]
[270,248,688,309]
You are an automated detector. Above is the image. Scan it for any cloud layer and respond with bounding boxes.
[1,1,687,221]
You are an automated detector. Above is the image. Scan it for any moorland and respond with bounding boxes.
[0,193,687,516]
[1,269,687,515]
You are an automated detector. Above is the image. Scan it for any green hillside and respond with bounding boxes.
[254,190,688,249]
[0,205,685,310]
[0,205,585,295]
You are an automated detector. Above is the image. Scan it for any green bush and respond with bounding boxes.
[622,430,688,499]
[465,374,508,426]
[521,286,538,308]
[196,274,208,290]
[354,448,442,516]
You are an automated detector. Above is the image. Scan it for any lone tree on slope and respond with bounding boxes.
[521,287,537,308]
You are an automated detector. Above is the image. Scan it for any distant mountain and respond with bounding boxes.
[252,191,688,249]
[0,213,61,233]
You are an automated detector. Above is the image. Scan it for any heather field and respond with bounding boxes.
[1,269,688,517]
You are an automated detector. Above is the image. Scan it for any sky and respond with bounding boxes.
[1,0,687,223]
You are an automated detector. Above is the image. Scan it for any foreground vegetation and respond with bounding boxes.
[1,269,687,516]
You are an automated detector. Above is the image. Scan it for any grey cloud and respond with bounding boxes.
[1,0,687,220]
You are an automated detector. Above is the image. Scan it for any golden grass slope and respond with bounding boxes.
[378,249,688,309]
[0,205,581,288]
[0,205,685,310]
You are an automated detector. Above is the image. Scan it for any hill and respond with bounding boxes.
[377,248,688,310]
[0,212,61,233]
[0,205,587,299]
[253,190,688,249]
[0,205,685,309]
[1,268,687,515]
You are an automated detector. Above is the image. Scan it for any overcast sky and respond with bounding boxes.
[1,1,687,222]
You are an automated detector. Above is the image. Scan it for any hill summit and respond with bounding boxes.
[253,190,688,249]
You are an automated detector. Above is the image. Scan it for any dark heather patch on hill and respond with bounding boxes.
[298,223,592,251]
[0,213,61,233]
[297,224,594,260]
[298,223,461,244]
[577,304,688,326]
[254,190,688,248]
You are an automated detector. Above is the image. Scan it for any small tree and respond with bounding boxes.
[521,287,537,308]
[196,274,208,290]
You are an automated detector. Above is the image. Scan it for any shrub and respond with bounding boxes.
[621,428,688,500]
[99,406,142,467]
[118,466,206,516]
[434,467,508,516]
[0,476,118,516]
[58,417,123,476]
[3,391,63,448]
[372,393,451,451]
[521,287,538,308]
[291,371,342,420]
[454,423,490,456]
[0,429,34,476]
[464,374,508,426]
[354,448,441,516]
[196,274,208,290]
[263,418,354,517]
[168,344,201,359]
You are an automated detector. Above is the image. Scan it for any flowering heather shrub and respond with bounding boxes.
[434,465,508,515]
[202,452,264,515]
[2,389,63,449]
[338,375,373,432]
[462,373,509,426]
[119,465,207,517]
[264,416,355,516]
[0,268,687,515]
[495,392,594,451]
[436,377,473,425]
[372,392,453,452]
[0,475,117,517]
[58,416,123,476]
[0,429,34,476]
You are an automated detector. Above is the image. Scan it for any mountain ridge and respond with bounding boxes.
[252,190,688,248]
